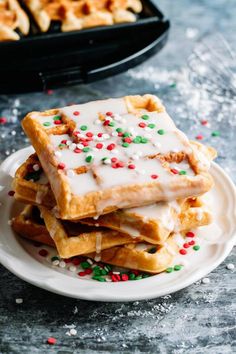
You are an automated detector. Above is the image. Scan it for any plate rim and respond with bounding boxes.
[0,147,235,302]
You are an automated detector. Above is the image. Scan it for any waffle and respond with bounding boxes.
[39,205,140,258]
[12,205,178,273]
[81,197,212,244]
[22,95,215,220]
[0,0,30,41]
[24,0,142,33]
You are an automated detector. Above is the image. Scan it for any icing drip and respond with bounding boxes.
[94,233,102,262]
[35,189,47,204]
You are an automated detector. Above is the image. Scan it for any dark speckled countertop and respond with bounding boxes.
[0,1,236,353]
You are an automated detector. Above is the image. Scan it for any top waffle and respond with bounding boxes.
[24,0,142,32]
[0,0,30,40]
[22,94,215,220]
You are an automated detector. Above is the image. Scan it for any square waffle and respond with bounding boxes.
[22,95,215,220]
[12,205,178,273]
[0,0,30,40]
[24,0,142,33]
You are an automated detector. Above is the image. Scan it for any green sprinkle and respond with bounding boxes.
[157,129,165,135]
[169,82,176,88]
[148,123,155,129]
[94,270,101,276]
[58,143,66,148]
[51,256,59,262]
[100,269,108,275]
[123,132,131,137]
[80,125,87,131]
[141,114,149,120]
[135,275,143,280]
[166,267,174,273]
[116,128,123,133]
[141,137,148,144]
[92,275,106,282]
[142,274,150,278]
[85,155,93,163]
[83,147,90,152]
[148,247,157,254]
[133,137,141,144]
[53,115,61,120]
[193,245,200,251]
[43,122,51,127]
[129,273,136,280]
[122,142,129,148]
[104,265,111,272]
[212,130,220,137]
[108,121,115,127]
[25,171,40,182]
[174,265,182,271]
[179,170,187,175]
[93,266,101,273]
[81,261,90,269]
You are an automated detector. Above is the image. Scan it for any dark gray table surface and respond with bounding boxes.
[0,1,235,353]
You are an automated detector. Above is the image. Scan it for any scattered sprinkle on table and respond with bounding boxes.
[226,263,234,270]
[211,130,220,137]
[15,298,23,304]
[47,337,57,345]
[202,277,210,284]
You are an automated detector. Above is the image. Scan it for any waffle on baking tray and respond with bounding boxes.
[24,0,142,32]
[0,0,30,40]
[12,94,217,276]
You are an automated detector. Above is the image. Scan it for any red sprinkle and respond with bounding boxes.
[131,270,139,276]
[39,249,48,257]
[117,161,125,168]
[0,117,7,124]
[196,134,203,140]
[96,143,103,149]
[54,120,62,125]
[179,249,187,255]
[171,168,179,174]
[111,157,118,163]
[103,120,110,126]
[112,163,118,169]
[72,258,81,266]
[73,111,80,116]
[78,271,86,277]
[121,274,129,281]
[201,120,208,125]
[73,131,79,137]
[106,112,113,117]
[97,133,103,137]
[107,143,116,151]
[64,259,71,264]
[139,122,146,128]
[124,137,132,143]
[183,243,190,248]
[128,164,135,169]
[111,275,118,282]
[84,268,92,275]
[189,240,195,246]
[151,174,158,179]
[58,163,65,169]
[186,231,195,238]
[86,132,93,138]
[46,89,53,95]
[82,141,89,146]
[61,140,67,144]
[74,148,82,153]
[118,132,123,137]
[8,190,15,196]
[47,337,56,345]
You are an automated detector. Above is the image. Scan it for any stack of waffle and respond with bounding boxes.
[0,0,142,40]
[12,95,216,274]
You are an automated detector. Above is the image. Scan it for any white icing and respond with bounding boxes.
[95,233,102,262]
[119,224,140,238]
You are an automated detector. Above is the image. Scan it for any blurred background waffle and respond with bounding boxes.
[0,0,170,93]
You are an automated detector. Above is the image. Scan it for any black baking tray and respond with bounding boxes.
[0,0,170,93]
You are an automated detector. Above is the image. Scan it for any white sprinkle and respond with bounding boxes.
[67,169,75,178]
[11,130,16,136]
[66,140,72,146]
[87,258,93,265]
[69,265,76,272]
[93,215,99,220]
[14,99,20,107]
[95,223,99,227]
[1,134,6,139]
[103,134,110,140]
[186,27,199,39]
[92,147,99,152]
[55,151,62,157]
[226,263,234,270]
[70,328,77,336]
[15,298,23,304]
[52,260,60,266]
[73,306,78,314]
[103,158,111,165]
[69,143,76,150]
[59,261,66,268]
[33,164,40,171]
[112,271,120,275]
[77,143,84,149]
[8,220,12,225]
[12,108,18,115]
[112,132,118,137]
[95,119,102,125]
[5,150,10,156]
[133,155,140,161]
[202,277,210,284]
[12,148,16,153]
[113,114,122,122]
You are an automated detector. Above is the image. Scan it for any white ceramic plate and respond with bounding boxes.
[0,147,236,302]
